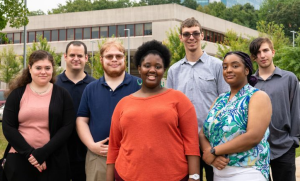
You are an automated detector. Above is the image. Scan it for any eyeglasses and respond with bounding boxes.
[103,54,125,60]
[182,32,201,39]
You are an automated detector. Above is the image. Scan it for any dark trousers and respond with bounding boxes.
[4,153,49,181]
[200,150,213,181]
[269,146,296,181]
[70,161,86,181]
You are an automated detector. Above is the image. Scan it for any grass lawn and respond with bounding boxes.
[0,122,8,158]
[297,146,300,158]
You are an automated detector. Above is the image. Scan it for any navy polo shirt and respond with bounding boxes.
[77,73,141,142]
[55,71,95,162]
[56,71,96,113]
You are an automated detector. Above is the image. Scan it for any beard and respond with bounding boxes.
[102,63,126,78]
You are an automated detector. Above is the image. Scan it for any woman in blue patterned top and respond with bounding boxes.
[199,51,272,181]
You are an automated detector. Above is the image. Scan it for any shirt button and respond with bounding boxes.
[110,89,112,91]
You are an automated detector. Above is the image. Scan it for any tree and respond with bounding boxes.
[26,36,63,74]
[216,30,253,58]
[182,0,198,10]
[0,0,28,30]
[163,27,206,77]
[197,2,258,30]
[0,46,23,87]
[28,9,45,16]
[258,0,300,41]
[0,0,29,44]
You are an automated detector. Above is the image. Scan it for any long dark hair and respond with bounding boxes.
[6,50,56,96]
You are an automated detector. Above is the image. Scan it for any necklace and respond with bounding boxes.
[30,83,51,95]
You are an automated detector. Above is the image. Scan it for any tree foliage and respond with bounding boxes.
[26,36,63,74]
[197,2,258,30]
[28,9,45,16]
[258,0,300,41]
[0,46,22,86]
[0,0,29,30]
[181,0,198,10]
[216,30,253,58]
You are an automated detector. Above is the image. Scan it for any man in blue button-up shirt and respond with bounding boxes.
[76,39,140,181]
[167,17,229,181]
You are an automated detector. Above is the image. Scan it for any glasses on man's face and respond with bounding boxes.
[103,54,125,60]
[182,32,201,39]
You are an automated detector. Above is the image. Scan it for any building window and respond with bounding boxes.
[28,32,35,43]
[75,28,82,40]
[92,27,99,39]
[7,33,13,44]
[117,25,125,37]
[100,27,108,38]
[36,31,43,42]
[144,23,152,35]
[67,29,74,40]
[20,32,24,43]
[52,30,58,41]
[135,24,143,36]
[59,29,66,41]
[84,27,91,39]
[13,33,20,44]
[109,25,116,37]
[126,24,134,37]
[44,31,50,41]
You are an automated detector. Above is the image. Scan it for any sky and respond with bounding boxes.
[27,0,68,13]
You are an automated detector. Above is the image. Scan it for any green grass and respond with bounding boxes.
[0,122,8,158]
[296,146,300,158]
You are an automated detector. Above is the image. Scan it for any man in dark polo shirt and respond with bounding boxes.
[56,41,95,181]
[76,39,140,181]
[250,37,300,181]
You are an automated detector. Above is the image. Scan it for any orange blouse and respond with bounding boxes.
[107,89,200,181]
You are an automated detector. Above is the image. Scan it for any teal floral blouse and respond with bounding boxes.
[203,84,270,180]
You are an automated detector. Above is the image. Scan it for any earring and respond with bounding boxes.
[160,81,164,88]
[137,79,142,86]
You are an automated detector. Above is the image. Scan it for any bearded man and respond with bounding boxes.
[76,39,141,181]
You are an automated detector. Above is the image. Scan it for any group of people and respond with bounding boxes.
[1,17,299,181]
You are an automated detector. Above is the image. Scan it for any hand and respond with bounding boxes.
[202,148,216,165]
[211,156,229,170]
[188,178,200,181]
[90,137,109,156]
[28,154,47,172]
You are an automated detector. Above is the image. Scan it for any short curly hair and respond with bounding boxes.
[134,40,171,69]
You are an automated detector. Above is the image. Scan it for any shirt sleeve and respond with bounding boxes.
[290,76,300,144]
[106,100,123,164]
[167,67,174,89]
[176,92,200,156]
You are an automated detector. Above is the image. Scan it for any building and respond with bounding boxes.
[0,4,258,87]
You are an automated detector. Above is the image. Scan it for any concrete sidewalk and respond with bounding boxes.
[297,157,300,181]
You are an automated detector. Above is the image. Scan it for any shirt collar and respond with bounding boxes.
[254,66,282,80]
[99,72,132,85]
[181,51,207,65]
[60,70,91,83]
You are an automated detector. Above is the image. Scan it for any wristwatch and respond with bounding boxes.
[189,174,200,180]
[210,147,218,156]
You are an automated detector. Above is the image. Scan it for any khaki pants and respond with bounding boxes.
[85,149,107,181]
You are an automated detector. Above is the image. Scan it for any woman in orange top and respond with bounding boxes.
[106,40,200,181]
